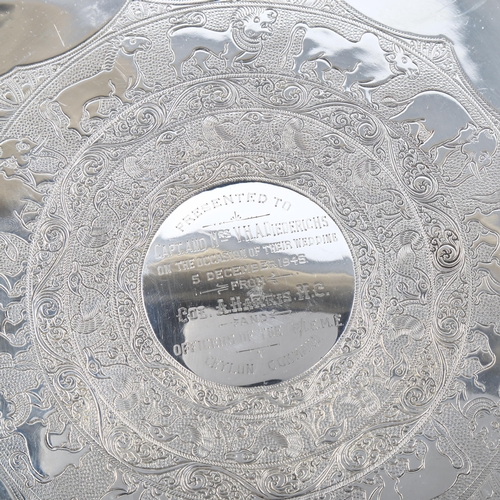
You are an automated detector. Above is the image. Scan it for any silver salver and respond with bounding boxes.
[0,1,500,499]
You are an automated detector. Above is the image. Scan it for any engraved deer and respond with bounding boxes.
[0,381,89,483]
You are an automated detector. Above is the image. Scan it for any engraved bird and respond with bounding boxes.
[282,117,319,153]
[225,424,303,464]
[147,416,215,458]
[202,115,246,147]
[351,158,383,198]
[83,346,139,412]
[382,315,425,383]
[123,155,150,180]
[68,263,105,335]
[351,159,413,221]
[76,181,120,248]
[389,230,430,305]
[316,420,345,445]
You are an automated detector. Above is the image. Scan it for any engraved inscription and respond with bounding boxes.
[143,182,355,386]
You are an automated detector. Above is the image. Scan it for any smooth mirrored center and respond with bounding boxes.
[142,182,355,386]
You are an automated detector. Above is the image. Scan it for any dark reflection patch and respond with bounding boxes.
[142,182,355,386]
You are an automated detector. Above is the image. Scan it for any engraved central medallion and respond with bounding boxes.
[143,182,355,386]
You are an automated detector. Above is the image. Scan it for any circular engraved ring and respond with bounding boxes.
[143,181,355,386]
[0,1,498,498]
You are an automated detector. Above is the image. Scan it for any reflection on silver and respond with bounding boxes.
[143,182,354,386]
[0,0,499,498]
[288,23,419,102]
[0,0,125,75]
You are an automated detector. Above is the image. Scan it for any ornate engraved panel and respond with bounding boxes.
[0,1,499,498]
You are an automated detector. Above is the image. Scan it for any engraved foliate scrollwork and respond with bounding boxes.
[0,0,496,497]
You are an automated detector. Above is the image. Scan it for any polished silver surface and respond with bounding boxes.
[4,1,500,108]
[143,182,354,386]
[344,0,500,110]
[0,0,126,75]
[0,1,499,499]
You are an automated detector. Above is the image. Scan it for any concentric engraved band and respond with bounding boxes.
[0,1,498,498]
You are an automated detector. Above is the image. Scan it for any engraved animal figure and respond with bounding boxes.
[76,181,120,248]
[68,262,106,335]
[55,35,152,135]
[0,332,28,358]
[458,128,497,176]
[0,279,29,358]
[460,323,496,393]
[202,115,248,147]
[463,397,500,449]
[389,230,429,306]
[169,8,277,77]
[383,315,425,383]
[0,383,89,482]
[83,346,139,412]
[317,379,380,446]
[0,168,44,240]
[123,155,151,180]
[0,268,27,354]
[0,137,37,166]
[465,323,500,397]
[282,117,318,153]
[465,208,500,297]
[283,23,418,102]
[148,416,215,458]
[225,424,303,463]
[100,470,147,500]
[389,91,497,171]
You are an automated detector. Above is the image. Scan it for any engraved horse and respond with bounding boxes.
[55,35,152,135]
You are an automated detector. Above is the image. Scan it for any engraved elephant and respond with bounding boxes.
[389,91,497,170]
[282,23,418,102]
[54,35,152,135]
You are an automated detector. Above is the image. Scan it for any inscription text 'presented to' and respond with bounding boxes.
[142,182,355,386]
